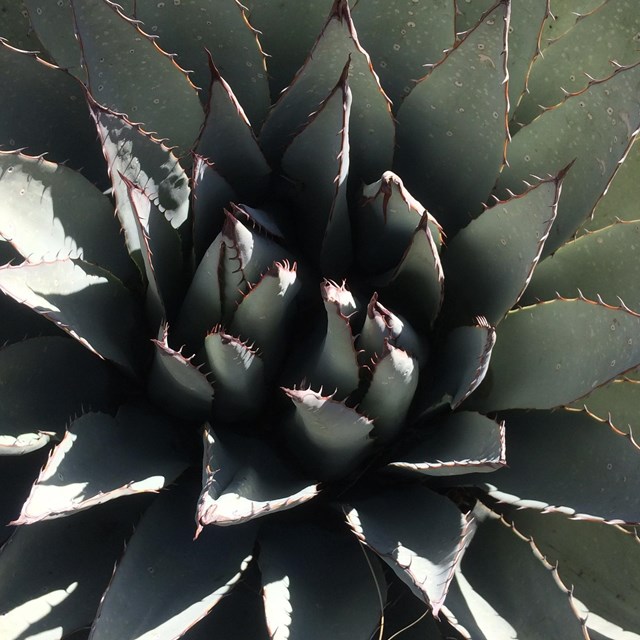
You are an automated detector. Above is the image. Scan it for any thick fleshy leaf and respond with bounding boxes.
[204,329,265,420]
[356,171,442,276]
[449,504,587,640]
[71,0,203,155]
[497,61,640,257]
[305,281,360,400]
[148,326,213,421]
[180,566,269,640]
[395,0,510,233]
[197,427,318,528]
[0,41,105,186]
[242,0,334,98]
[503,509,640,635]
[15,404,186,524]
[345,486,476,616]
[0,1,47,52]
[260,0,394,183]
[280,64,352,277]
[0,497,147,640]
[472,298,640,411]
[357,293,426,366]
[196,55,269,198]
[123,178,184,326]
[231,260,301,372]
[0,151,134,284]
[258,522,384,640]
[424,319,496,413]
[515,0,640,126]
[540,0,603,46]
[444,175,562,325]
[388,412,506,477]
[90,477,257,640]
[0,258,143,373]
[382,216,444,328]
[480,409,640,524]
[586,137,640,232]
[567,377,640,435]
[191,156,235,262]
[351,0,456,107]
[523,221,640,312]
[91,104,190,261]
[0,337,118,455]
[359,344,419,443]
[282,386,373,481]
[22,0,84,77]
[133,0,269,128]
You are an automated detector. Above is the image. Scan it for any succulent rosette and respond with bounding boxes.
[1,1,639,638]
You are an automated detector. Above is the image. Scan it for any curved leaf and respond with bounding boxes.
[0,258,143,373]
[197,427,318,528]
[345,486,475,616]
[148,325,213,421]
[388,412,506,477]
[15,404,186,524]
[258,521,384,640]
[472,298,640,411]
[482,409,640,524]
[0,151,134,284]
[90,477,257,640]
[0,337,118,455]
[282,386,373,481]
[0,497,147,640]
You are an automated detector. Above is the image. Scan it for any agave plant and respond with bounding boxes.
[1,0,639,638]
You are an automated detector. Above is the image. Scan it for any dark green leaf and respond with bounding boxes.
[148,325,213,421]
[15,404,186,524]
[133,0,269,128]
[260,0,394,184]
[502,509,640,635]
[388,412,506,477]
[0,258,143,373]
[197,427,318,527]
[0,337,118,455]
[345,486,475,615]
[449,503,587,640]
[523,221,640,312]
[395,0,510,233]
[480,409,640,524]
[282,386,373,481]
[497,61,640,257]
[90,477,257,640]
[0,497,147,640]
[0,1,47,52]
[71,0,203,155]
[471,299,640,411]
[444,175,562,325]
[258,522,384,640]
[0,151,134,285]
